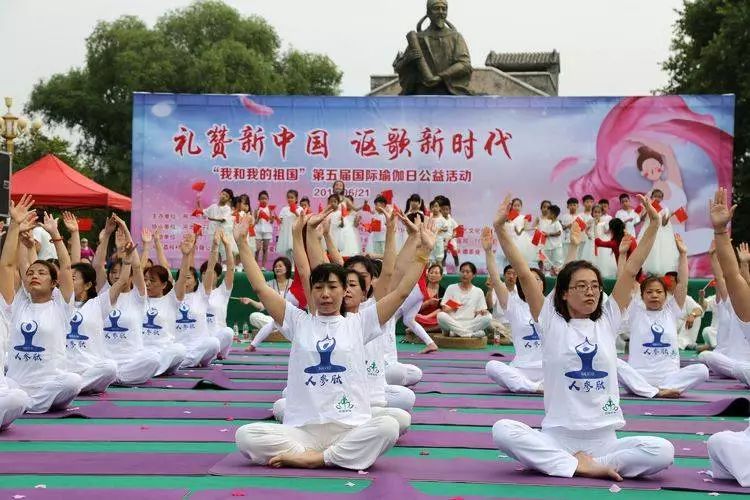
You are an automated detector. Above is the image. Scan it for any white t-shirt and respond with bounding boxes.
[615,209,641,236]
[541,219,563,250]
[0,315,9,387]
[143,290,180,347]
[102,287,147,361]
[539,292,624,431]
[279,301,383,427]
[360,298,388,405]
[489,289,507,323]
[207,281,232,331]
[32,226,58,261]
[4,288,72,385]
[502,293,543,369]
[716,300,750,360]
[559,213,576,244]
[66,295,111,372]
[626,298,681,385]
[370,213,387,243]
[175,288,212,345]
[204,203,234,238]
[441,284,486,321]
[431,215,449,246]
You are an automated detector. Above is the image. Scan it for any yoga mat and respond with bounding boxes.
[24,402,275,421]
[77,390,276,403]
[0,424,239,442]
[411,409,749,434]
[631,397,750,417]
[0,489,188,500]
[228,348,505,361]
[0,452,224,475]
[145,373,286,391]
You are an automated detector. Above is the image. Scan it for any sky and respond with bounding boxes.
[1,0,685,129]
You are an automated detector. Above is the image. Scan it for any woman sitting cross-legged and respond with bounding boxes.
[491,193,674,481]
[233,211,436,470]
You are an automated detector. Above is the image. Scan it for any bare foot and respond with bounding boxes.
[268,450,325,469]
[656,388,681,399]
[420,343,438,354]
[574,451,623,482]
[244,344,256,352]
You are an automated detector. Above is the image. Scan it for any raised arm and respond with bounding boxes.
[62,211,81,264]
[108,242,137,305]
[710,187,750,321]
[616,235,631,278]
[42,212,73,302]
[305,207,336,270]
[174,232,195,302]
[565,223,583,265]
[93,216,116,291]
[376,219,435,325]
[708,241,729,302]
[114,216,145,296]
[0,196,35,304]
[292,213,312,311]
[673,235,689,309]
[204,230,221,295]
[494,195,545,320]
[376,208,398,298]
[140,228,153,270]
[321,218,344,266]
[234,214,286,325]
[153,229,173,283]
[221,230,235,291]
[482,226,509,310]
[17,230,37,279]
[611,194,659,312]
[736,242,750,286]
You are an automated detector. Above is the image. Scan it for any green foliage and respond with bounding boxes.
[26,0,342,196]
[662,0,750,241]
[11,133,89,175]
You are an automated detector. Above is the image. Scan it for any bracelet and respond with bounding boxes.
[713,229,729,235]
[415,253,429,265]
[50,237,63,243]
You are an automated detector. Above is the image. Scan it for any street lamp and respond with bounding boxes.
[0,97,42,154]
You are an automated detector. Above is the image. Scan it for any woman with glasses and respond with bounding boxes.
[490,193,674,482]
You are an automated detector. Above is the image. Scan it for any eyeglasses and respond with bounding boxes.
[569,283,601,294]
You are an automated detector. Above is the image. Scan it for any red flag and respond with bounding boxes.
[77,217,93,231]
[662,275,673,288]
[317,203,324,214]
[508,209,520,221]
[445,299,462,310]
[381,190,394,204]
[191,208,204,217]
[635,205,644,215]
[575,217,587,231]
[269,204,277,212]
[362,201,372,213]
[361,222,371,232]
[369,219,382,232]
[454,225,465,238]
[289,202,298,213]
[524,214,533,222]
[192,223,203,236]
[651,200,662,212]
[191,181,206,192]
[247,225,256,237]
[673,207,688,223]
[258,211,270,221]
[532,229,547,246]
[538,249,548,262]
[341,205,350,218]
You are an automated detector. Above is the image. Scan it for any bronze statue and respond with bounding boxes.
[393,0,472,95]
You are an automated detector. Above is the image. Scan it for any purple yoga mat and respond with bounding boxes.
[77,390,275,403]
[228,348,506,361]
[24,402,275,421]
[0,424,239,442]
[411,409,749,434]
[145,372,286,391]
[0,489,188,500]
[0,452,224,475]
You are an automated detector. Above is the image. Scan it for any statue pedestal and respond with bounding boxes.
[405,330,487,349]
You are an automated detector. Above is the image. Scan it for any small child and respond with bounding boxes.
[615,193,641,236]
[543,205,564,273]
[204,188,237,260]
[429,199,449,265]
[254,190,274,270]
[560,197,578,259]
[367,195,388,256]
[438,196,460,272]
[299,196,311,214]
[276,189,302,261]
[234,193,256,257]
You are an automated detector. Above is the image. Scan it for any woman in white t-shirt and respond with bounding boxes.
[174,234,221,368]
[0,313,30,429]
[201,230,235,359]
[246,256,299,350]
[617,235,709,397]
[491,193,674,481]
[436,262,492,338]
[705,188,750,487]
[482,227,545,393]
[142,263,187,376]
[0,200,83,413]
[233,210,435,471]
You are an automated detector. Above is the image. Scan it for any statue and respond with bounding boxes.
[393,0,472,95]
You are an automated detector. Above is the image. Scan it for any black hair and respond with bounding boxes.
[235,193,251,211]
[258,190,269,199]
[511,197,522,207]
[553,260,604,322]
[220,188,235,205]
[286,189,299,199]
[309,263,348,315]
[327,194,339,204]
[370,259,383,278]
[300,196,310,205]
[640,276,667,295]
[199,260,223,280]
[436,196,451,208]
[106,258,127,285]
[503,264,514,274]
[598,198,609,206]
[540,200,552,210]
[71,262,98,301]
[407,212,425,224]
[346,269,367,295]
[566,197,579,205]
[428,263,443,275]
[272,256,293,279]
[374,195,387,205]
[548,205,561,218]
[46,258,60,269]
[145,265,174,295]
[344,255,378,298]
[406,193,426,213]
[28,259,58,284]
[459,262,477,275]
[609,218,625,243]
[651,189,664,198]
[517,267,546,304]
[665,271,679,282]
[619,193,630,202]
[582,194,594,202]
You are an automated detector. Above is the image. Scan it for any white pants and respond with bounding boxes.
[617,359,709,397]
[384,384,416,412]
[708,429,750,487]
[492,420,674,478]
[250,319,275,348]
[14,371,83,414]
[77,360,118,394]
[0,387,30,430]
[702,326,719,348]
[235,417,400,470]
[486,360,543,393]
[154,343,187,376]
[677,320,702,349]
[212,326,234,358]
[385,362,423,386]
[437,312,492,338]
[181,337,221,369]
[249,312,273,331]
[114,351,161,386]
[699,351,750,386]
[398,287,435,346]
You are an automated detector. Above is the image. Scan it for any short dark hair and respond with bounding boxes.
[345,255,378,298]
[459,262,477,275]
[503,265,514,274]
[428,263,443,275]
[310,263,348,316]
[598,199,609,206]
[286,189,299,199]
[235,193,251,210]
[651,189,664,198]
[29,259,59,284]
[145,265,173,294]
[346,269,367,294]
[176,266,200,292]
[566,197,579,205]
[221,188,235,204]
[548,205,561,218]
[258,190,269,199]
[665,271,679,282]
[540,200,552,209]
[554,260,604,322]
[640,276,667,295]
[374,195,387,205]
[327,194,339,204]
[582,195,594,202]
[517,267,546,304]
[199,260,223,279]
[272,256,293,279]
[436,196,451,208]
[619,193,630,202]
[71,262,98,301]
[300,196,310,205]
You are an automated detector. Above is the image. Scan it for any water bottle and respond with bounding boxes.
[242,322,250,342]
[232,323,240,342]
[493,330,500,346]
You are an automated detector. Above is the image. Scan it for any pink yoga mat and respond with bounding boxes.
[0,489,188,500]
[0,424,240,442]
[24,402,275,421]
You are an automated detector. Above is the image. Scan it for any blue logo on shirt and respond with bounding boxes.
[66,312,90,341]
[565,338,608,379]
[14,321,45,352]
[143,307,162,330]
[104,309,128,332]
[305,336,346,374]
[176,303,196,324]
[522,320,541,341]
[642,323,670,348]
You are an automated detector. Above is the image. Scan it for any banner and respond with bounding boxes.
[132,93,735,276]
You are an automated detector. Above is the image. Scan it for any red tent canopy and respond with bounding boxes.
[11,154,131,211]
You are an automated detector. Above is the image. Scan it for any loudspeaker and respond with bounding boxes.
[0,152,9,218]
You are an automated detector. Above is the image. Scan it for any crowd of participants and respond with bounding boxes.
[0,183,748,487]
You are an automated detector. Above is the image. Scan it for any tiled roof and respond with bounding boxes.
[485,50,560,71]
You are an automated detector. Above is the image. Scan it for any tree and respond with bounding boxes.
[662,0,750,242]
[11,133,93,177]
[26,0,342,195]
